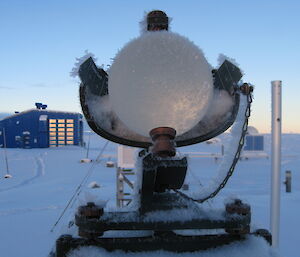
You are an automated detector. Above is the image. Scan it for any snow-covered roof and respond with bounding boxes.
[0,108,82,121]
[247,126,259,135]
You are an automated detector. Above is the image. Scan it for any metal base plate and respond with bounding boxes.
[54,230,271,257]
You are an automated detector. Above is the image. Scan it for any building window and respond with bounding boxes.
[48,118,75,147]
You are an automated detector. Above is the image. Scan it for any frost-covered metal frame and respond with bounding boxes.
[79,57,242,148]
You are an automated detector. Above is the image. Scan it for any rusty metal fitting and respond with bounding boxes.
[240,83,254,95]
[225,199,251,235]
[225,199,251,215]
[77,202,104,239]
[78,202,104,219]
[147,10,169,31]
[149,127,176,157]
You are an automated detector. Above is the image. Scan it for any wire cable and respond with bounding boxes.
[50,140,109,232]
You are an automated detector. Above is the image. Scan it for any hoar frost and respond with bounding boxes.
[70,50,98,78]
[108,31,214,137]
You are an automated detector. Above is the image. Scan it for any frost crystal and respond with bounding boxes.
[70,50,98,78]
[109,31,214,137]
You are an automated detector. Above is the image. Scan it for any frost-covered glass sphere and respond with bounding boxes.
[109,31,214,137]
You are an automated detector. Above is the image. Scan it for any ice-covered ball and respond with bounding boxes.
[109,31,214,137]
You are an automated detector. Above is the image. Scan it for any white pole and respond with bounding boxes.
[270,80,282,248]
[3,128,10,175]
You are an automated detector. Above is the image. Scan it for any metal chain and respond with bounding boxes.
[174,85,253,203]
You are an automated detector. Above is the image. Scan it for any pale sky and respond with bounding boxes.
[0,0,299,133]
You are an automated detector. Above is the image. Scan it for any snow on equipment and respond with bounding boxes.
[53,10,271,256]
[105,160,114,168]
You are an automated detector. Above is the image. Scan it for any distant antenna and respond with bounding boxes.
[2,128,12,178]
[35,103,43,109]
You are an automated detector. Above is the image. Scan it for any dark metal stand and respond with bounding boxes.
[54,199,271,257]
[56,234,245,257]
[50,150,273,256]
[53,149,271,257]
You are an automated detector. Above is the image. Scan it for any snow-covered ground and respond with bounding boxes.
[0,133,299,257]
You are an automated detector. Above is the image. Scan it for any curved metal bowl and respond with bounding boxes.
[79,58,242,148]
